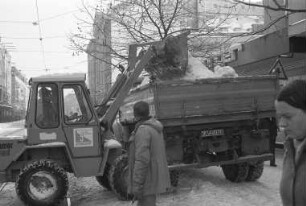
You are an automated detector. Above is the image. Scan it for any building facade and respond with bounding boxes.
[227,0,306,83]
[0,43,12,122]
[0,42,29,122]
[182,0,264,33]
[180,0,265,69]
[11,67,29,120]
[87,12,112,106]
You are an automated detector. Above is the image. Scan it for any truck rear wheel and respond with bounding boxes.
[109,154,133,200]
[95,163,111,190]
[170,170,179,187]
[15,160,68,206]
[246,161,264,181]
[221,163,249,182]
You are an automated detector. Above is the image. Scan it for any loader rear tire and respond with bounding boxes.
[246,161,264,181]
[221,163,249,182]
[96,163,111,190]
[16,160,68,206]
[109,154,133,200]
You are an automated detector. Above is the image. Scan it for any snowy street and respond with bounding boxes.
[0,148,284,206]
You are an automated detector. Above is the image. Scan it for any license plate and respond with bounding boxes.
[200,129,224,137]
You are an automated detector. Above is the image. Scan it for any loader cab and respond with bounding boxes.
[26,74,102,158]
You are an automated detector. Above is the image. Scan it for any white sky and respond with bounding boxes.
[0,0,108,79]
[0,0,262,80]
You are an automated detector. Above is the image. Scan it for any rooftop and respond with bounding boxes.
[30,73,86,83]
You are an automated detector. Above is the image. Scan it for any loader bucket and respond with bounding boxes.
[145,32,189,80]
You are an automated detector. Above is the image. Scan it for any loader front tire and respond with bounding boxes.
[221,163,249,182]
[109,154,133,200]
[96,163,111,190]
[16,160,68,206]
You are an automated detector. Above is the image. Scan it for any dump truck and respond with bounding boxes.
[116,62,280,190]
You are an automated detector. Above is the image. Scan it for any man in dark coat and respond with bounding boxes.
[128,101,170,206]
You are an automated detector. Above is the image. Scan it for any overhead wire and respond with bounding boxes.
[0,20,33,24]
[1,36,66,40]
[12,50,71,53]
[0,9,78,24]
[17,60,87,71]
[39,10,78,22]
[0,5,85,75]
[35,0,48,72]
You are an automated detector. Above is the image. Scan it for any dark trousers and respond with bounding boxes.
[137,194,156,206]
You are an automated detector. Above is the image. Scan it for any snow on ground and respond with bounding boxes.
[0,150,284,206]
[0,120,25,129]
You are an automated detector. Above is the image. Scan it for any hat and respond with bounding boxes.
[277,79,306,112]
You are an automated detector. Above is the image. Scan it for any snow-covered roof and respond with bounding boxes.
[30,73,86,83]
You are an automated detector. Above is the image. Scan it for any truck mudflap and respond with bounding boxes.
[168,153,273,170]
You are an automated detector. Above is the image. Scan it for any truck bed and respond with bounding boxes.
[119,75,279,127]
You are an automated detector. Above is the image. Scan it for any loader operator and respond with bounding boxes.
[36,86,58,127]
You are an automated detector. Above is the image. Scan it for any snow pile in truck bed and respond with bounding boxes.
[182,53,238,81]
[213,65,238,78]
[134,53,239,88]
[181,54,215,80]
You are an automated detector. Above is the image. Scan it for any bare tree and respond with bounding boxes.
[233,0,306,13]
[69,0,189,72]
[69,0,243,71]
[70,0,306,70]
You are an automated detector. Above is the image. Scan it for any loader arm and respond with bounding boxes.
[97,31,190,136]
[95,39,165,117]
[99,45,154,133]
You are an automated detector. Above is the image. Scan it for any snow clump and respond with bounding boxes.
[182,53,215,80]
[183,52,238,80]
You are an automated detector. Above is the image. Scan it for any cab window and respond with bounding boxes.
[36,83,59,128]
[63,85,92,124]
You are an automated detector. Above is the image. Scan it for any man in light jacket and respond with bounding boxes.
[128,101,171,206]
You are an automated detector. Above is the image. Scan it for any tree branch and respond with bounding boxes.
[233,0,306,12]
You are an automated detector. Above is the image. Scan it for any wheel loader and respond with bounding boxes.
[0,32,190,206]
